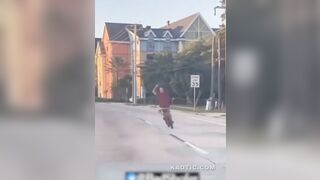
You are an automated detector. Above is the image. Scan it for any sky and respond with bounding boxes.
[95,0,224,37]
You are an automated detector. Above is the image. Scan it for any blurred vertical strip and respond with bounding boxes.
[0,0,94,180]
[228,0,320,179]
[0,0,95,117]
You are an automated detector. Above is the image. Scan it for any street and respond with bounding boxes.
[96,103,226,180]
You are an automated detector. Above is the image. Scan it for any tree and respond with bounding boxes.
[110,57,127,87]
[141,53,175,96]
[109,56,130,100]
[141,39,218,105]
[112,75,132,102]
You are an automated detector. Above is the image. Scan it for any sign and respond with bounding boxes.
[190,75,200,88]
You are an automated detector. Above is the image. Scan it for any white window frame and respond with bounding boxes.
[144,30,157,38]
[163,30,173,38]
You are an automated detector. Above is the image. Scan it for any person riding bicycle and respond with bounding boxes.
[152,84,174,129]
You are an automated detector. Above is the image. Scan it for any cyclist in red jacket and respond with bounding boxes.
[152,84,174,129]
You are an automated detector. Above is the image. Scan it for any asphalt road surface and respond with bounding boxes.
[96,103,226,180]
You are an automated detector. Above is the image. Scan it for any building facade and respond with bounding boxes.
[95,13,214,100]
[96,23,133,99]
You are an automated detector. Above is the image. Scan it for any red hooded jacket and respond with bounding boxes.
[155,87,171,108]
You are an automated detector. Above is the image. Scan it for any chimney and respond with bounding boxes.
[167,20,170,26]
[146,26,151,30]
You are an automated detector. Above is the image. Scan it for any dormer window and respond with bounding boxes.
[148,33,155,39]
[165,34,171,41]
[163,30,173,40]
[145,30,156,39]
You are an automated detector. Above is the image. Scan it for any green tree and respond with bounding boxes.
[141,39,217,104]
[170,40,212,101]
[141,53,175,95]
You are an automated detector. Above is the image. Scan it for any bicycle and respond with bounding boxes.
[159,108,174,129]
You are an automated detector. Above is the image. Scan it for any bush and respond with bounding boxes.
[172,97,187,105]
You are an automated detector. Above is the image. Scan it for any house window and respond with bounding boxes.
[164,42,171,52]
[147,40,154,51]
[148,32,155,39]
[165,33,171,41]
[195,32,199,39]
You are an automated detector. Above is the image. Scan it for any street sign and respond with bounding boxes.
[190,75,200,112]
[190,75,200,88]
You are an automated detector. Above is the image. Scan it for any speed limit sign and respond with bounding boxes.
[190,75,200,88]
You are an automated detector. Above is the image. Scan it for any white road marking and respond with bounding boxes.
[138,116,211,156]
[169,133,209,155]
[138,117,153,125]
[184,141,209,155]
[144,120,152,125]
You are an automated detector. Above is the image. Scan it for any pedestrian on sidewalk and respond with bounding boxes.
[152,83,174,129]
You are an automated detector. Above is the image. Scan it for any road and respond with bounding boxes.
[96,103,226,180]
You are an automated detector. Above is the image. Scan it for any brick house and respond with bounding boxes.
[96,23,140,99]
[95,13,214,100]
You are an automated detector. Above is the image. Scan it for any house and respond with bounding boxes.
[95,39,107,98]
[95,38,101,96]
[95,13,214,100]
[127,13,214,63]
[96,23,141,99]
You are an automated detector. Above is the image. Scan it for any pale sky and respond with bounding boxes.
[95,0,224,37]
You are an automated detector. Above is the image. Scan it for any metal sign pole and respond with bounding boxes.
[191,74,200,112]
[193,87,196,112]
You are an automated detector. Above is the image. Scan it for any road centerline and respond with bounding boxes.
[138,117,153,125]
[169,133,209,155]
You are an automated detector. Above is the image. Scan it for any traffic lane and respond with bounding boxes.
[95,103,225,180]
[102,103,226,149]
[95,103,215,164]
[116,103,226,166]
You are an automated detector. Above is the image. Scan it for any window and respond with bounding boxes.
[147,40,154,52]
[165,33,171,41]
[164,42,171,52]
[195,32,199,39]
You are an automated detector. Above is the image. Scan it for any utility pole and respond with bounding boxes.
[132,24,137,105]
[217,35,221,109]
[210,36,215,109]
[214,0,226,109]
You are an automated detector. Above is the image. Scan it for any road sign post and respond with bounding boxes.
[193,87,196,111]
[190,75,200,112]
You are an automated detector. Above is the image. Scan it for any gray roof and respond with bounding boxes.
[105,22,142,41]
[133,28,177,39]
[104,13,207,41]
[125,13,201,39]
[152,28,177,38]
[95,38,101,51]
